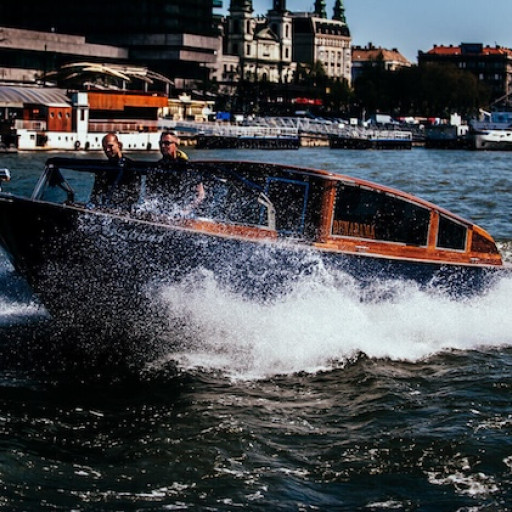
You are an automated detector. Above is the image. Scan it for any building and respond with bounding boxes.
[292,0,352,84]
[0,0,355,110]
[0,0,223,87]
[351,43,411,82]
[223,0,294,84]
[0,27,128,85]
[0,85,169,151]
[418,43,512,104]
[221,0,351,86]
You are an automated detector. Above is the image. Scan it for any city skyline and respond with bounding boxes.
[230,0,512,63]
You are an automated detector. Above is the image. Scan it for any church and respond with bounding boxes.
[220,0,352,85]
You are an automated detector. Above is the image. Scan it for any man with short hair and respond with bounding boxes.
[158,130,189,163]
[91,132,140,207]
[102,132,124,162]
[149,131,204,216]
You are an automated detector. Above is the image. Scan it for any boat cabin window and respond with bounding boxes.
[36,166,96,204]
[263,177,309,236]
[197,173,272,228]
[332,184,430,245]
[437,215,467,251]
[36,164,142,211]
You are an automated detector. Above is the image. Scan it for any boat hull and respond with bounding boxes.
[0,196,504,331]
[472,130,512,150]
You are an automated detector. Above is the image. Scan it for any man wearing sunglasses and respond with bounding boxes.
[158,130,189,163]
[150,131,204,217]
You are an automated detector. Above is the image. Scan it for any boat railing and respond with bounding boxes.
[366,129,412,141]
[13,120,47,131]
[89,120,160,133]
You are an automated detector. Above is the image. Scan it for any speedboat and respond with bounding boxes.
[0,157,506,330]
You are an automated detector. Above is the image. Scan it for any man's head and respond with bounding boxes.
[159,131,180,159]
[102,132,123,161]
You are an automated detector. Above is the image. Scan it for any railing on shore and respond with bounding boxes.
[159,117,412,143]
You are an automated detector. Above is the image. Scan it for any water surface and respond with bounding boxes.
[1,148,512,511]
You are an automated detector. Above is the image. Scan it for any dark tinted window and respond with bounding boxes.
[265,177,308,235]
[437,215,467,250]
[332,184,430,246]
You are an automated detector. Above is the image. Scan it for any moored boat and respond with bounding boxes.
[0,157,507,331]
[472,128,512,150]
[470,110,512,150]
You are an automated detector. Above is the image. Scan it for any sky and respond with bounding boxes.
[222,0,512,63]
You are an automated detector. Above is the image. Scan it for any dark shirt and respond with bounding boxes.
[146,158,203,214]
[90,157,141,208]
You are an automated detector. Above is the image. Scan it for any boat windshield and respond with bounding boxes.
[32,158,277,230]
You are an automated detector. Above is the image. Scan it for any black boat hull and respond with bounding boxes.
[0,196,504,329]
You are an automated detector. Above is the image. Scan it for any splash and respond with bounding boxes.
[146,267,512,380]
[0,298,44,323]
[0,256,45,324]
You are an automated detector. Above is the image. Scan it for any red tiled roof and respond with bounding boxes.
[351,48,410,64]
[427,45,512,57]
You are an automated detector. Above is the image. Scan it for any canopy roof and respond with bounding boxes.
[42,62,173,89]
[0,86,70,107]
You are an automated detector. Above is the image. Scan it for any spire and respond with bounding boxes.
[333,0,346,23]
[273,0,286,12]
[314,0,327,18]
[230,0,253,13]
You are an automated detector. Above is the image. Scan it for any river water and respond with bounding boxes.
[1,147,512,511]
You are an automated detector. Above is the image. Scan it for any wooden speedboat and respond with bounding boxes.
[0,157,506,329]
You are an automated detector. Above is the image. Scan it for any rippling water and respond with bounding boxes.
[1,148,512,510]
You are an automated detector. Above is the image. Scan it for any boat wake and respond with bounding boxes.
[2,251,512,382]
[144,265,512,380]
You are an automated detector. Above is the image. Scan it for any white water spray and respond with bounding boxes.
[148,267,512,380]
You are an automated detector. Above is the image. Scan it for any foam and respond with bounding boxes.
[148,268,512,380]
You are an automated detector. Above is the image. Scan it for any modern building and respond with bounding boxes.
[418,43,512,104]
[0,0,223,87]
[0,27,128,85]
[351,43,411,82]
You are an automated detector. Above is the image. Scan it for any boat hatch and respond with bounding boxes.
[332,183,430,246]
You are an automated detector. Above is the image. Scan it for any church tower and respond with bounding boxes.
[314,0,327,19]
[227,0,255,71]
[333,0,347,23]
[268,0,292,82]
[272,0,286,11]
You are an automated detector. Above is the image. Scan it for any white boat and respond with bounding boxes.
[470,110,512,150]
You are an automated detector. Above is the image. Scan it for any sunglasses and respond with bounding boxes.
[160,140,177,146]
